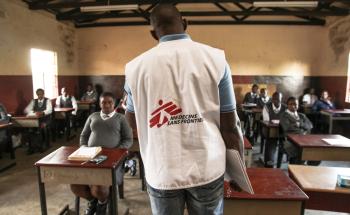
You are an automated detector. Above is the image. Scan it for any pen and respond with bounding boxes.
[81,160,90,165]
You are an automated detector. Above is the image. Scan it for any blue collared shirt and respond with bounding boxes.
[125,33,236,113]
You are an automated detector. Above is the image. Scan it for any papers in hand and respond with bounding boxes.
[68,146,102,161]
[322,138,350,147]
[224,149,254,194]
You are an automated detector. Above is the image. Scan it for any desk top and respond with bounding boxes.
[260,121,280,128]
[244,137,252,150]
[288,165,350,194]
[54,107,74,112]
[35,146,127,169]
[0,122,12,129]
[224,168,308,201]
[77,101,95,104]
[12,115,43,120]
[321,109,350,115]
[287,134,350,148]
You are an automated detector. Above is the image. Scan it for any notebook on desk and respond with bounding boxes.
[68,146,102,161]
[225,149,254,194]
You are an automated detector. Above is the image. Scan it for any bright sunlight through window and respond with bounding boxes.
[30,48,58,99]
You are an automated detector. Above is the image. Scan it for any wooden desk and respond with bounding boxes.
[12,115,50,152]
[288,165,350,213]
[224,168,308,215]
[0,123,16,172]
[54,107,74,141]
[320,109,350,134]
[77,101,95,111]
[260,121,283,167]
[244,137,253,167]
[287,134,350,162]
[35,146,127,215]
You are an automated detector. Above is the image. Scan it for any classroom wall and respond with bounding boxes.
[0,0,349,113]
[0,0,78,113]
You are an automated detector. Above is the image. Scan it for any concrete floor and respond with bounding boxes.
[0,133,349,215]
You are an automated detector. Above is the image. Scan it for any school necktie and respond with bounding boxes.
[103,114,110,119]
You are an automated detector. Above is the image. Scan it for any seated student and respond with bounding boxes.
[302,88,318,108]
[24,88,52,153]
[0,103,9,146]
[81,84,98,103]
[70,92,133,215]
[280,97,319,165]
[312,90,335,112]
[243,84,259,104]
[56,87,78,115]
[257,88,270,108]
[24,88,52,117]
[262,92,286,167]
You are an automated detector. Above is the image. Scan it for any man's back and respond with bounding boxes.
[125,35,227,189]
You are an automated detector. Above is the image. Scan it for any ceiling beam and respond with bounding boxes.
[57,9,349,20]
[75,19,325,28]
[28,0,350,10]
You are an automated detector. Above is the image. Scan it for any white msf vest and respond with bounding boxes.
[125,38,227,190]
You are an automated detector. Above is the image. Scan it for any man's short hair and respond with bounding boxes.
[36,88,44,94]
[287,96,297,104]
[252,84,259,89]
[272,91,282,98]
[150,4,182,28]
[100,92,115,101]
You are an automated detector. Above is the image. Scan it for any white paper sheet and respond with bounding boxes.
[224,149,254,194]
[322,138,350,147]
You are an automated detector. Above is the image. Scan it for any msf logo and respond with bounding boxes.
[149,100,182,128]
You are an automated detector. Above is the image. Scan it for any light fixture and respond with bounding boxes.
[80,4,139,12]
[253,1,318,8]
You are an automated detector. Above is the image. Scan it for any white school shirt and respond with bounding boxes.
[125,35,228,190]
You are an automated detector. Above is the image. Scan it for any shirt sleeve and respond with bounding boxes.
[124,83,135,113]
[218,63,236,112]
[72,96,78,115]
[55,96,60,107]
[262,106,270,121]
[25,100,35,116]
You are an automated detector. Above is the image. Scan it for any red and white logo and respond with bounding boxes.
[149,100,182,128]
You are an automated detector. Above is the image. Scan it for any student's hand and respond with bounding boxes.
[35,112,44,117]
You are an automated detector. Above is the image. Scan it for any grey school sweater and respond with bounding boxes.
[80,112,133,149]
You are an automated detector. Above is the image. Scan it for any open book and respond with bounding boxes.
[224,149,254,194]
[68,146,102,161]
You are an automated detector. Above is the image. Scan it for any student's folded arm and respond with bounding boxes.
[80,116,92,146]
[119,115,133,149]
[44,100,52,115]
[220,111,244,159]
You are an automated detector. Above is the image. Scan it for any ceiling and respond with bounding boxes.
[22,0,350,28]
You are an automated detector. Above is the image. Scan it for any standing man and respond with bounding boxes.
[124,4,243,215]
[70,92,133,215]
[243,84,259,104]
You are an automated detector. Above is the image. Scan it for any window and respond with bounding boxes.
[346,52,350,103]
[30,48,58,99]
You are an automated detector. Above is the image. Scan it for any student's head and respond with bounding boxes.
[321,90,329,100]
[309,88,315,95]
[260,88,267,97]
[36,88,45,100]
[287,97,298,112]
[252,84,259,94]
[272,92,282,107]
[150,4,187,40]
[99,92,115,114]
[61,87,67,96]
[87,84,93,92]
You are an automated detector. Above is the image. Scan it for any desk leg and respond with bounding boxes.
[66,114,71,141]
[328,115,333,134]
[37,167,47,215]
[277,140,284,168]
[111,168,118,215]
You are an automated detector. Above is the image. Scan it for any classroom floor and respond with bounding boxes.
[0,133,349,215]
